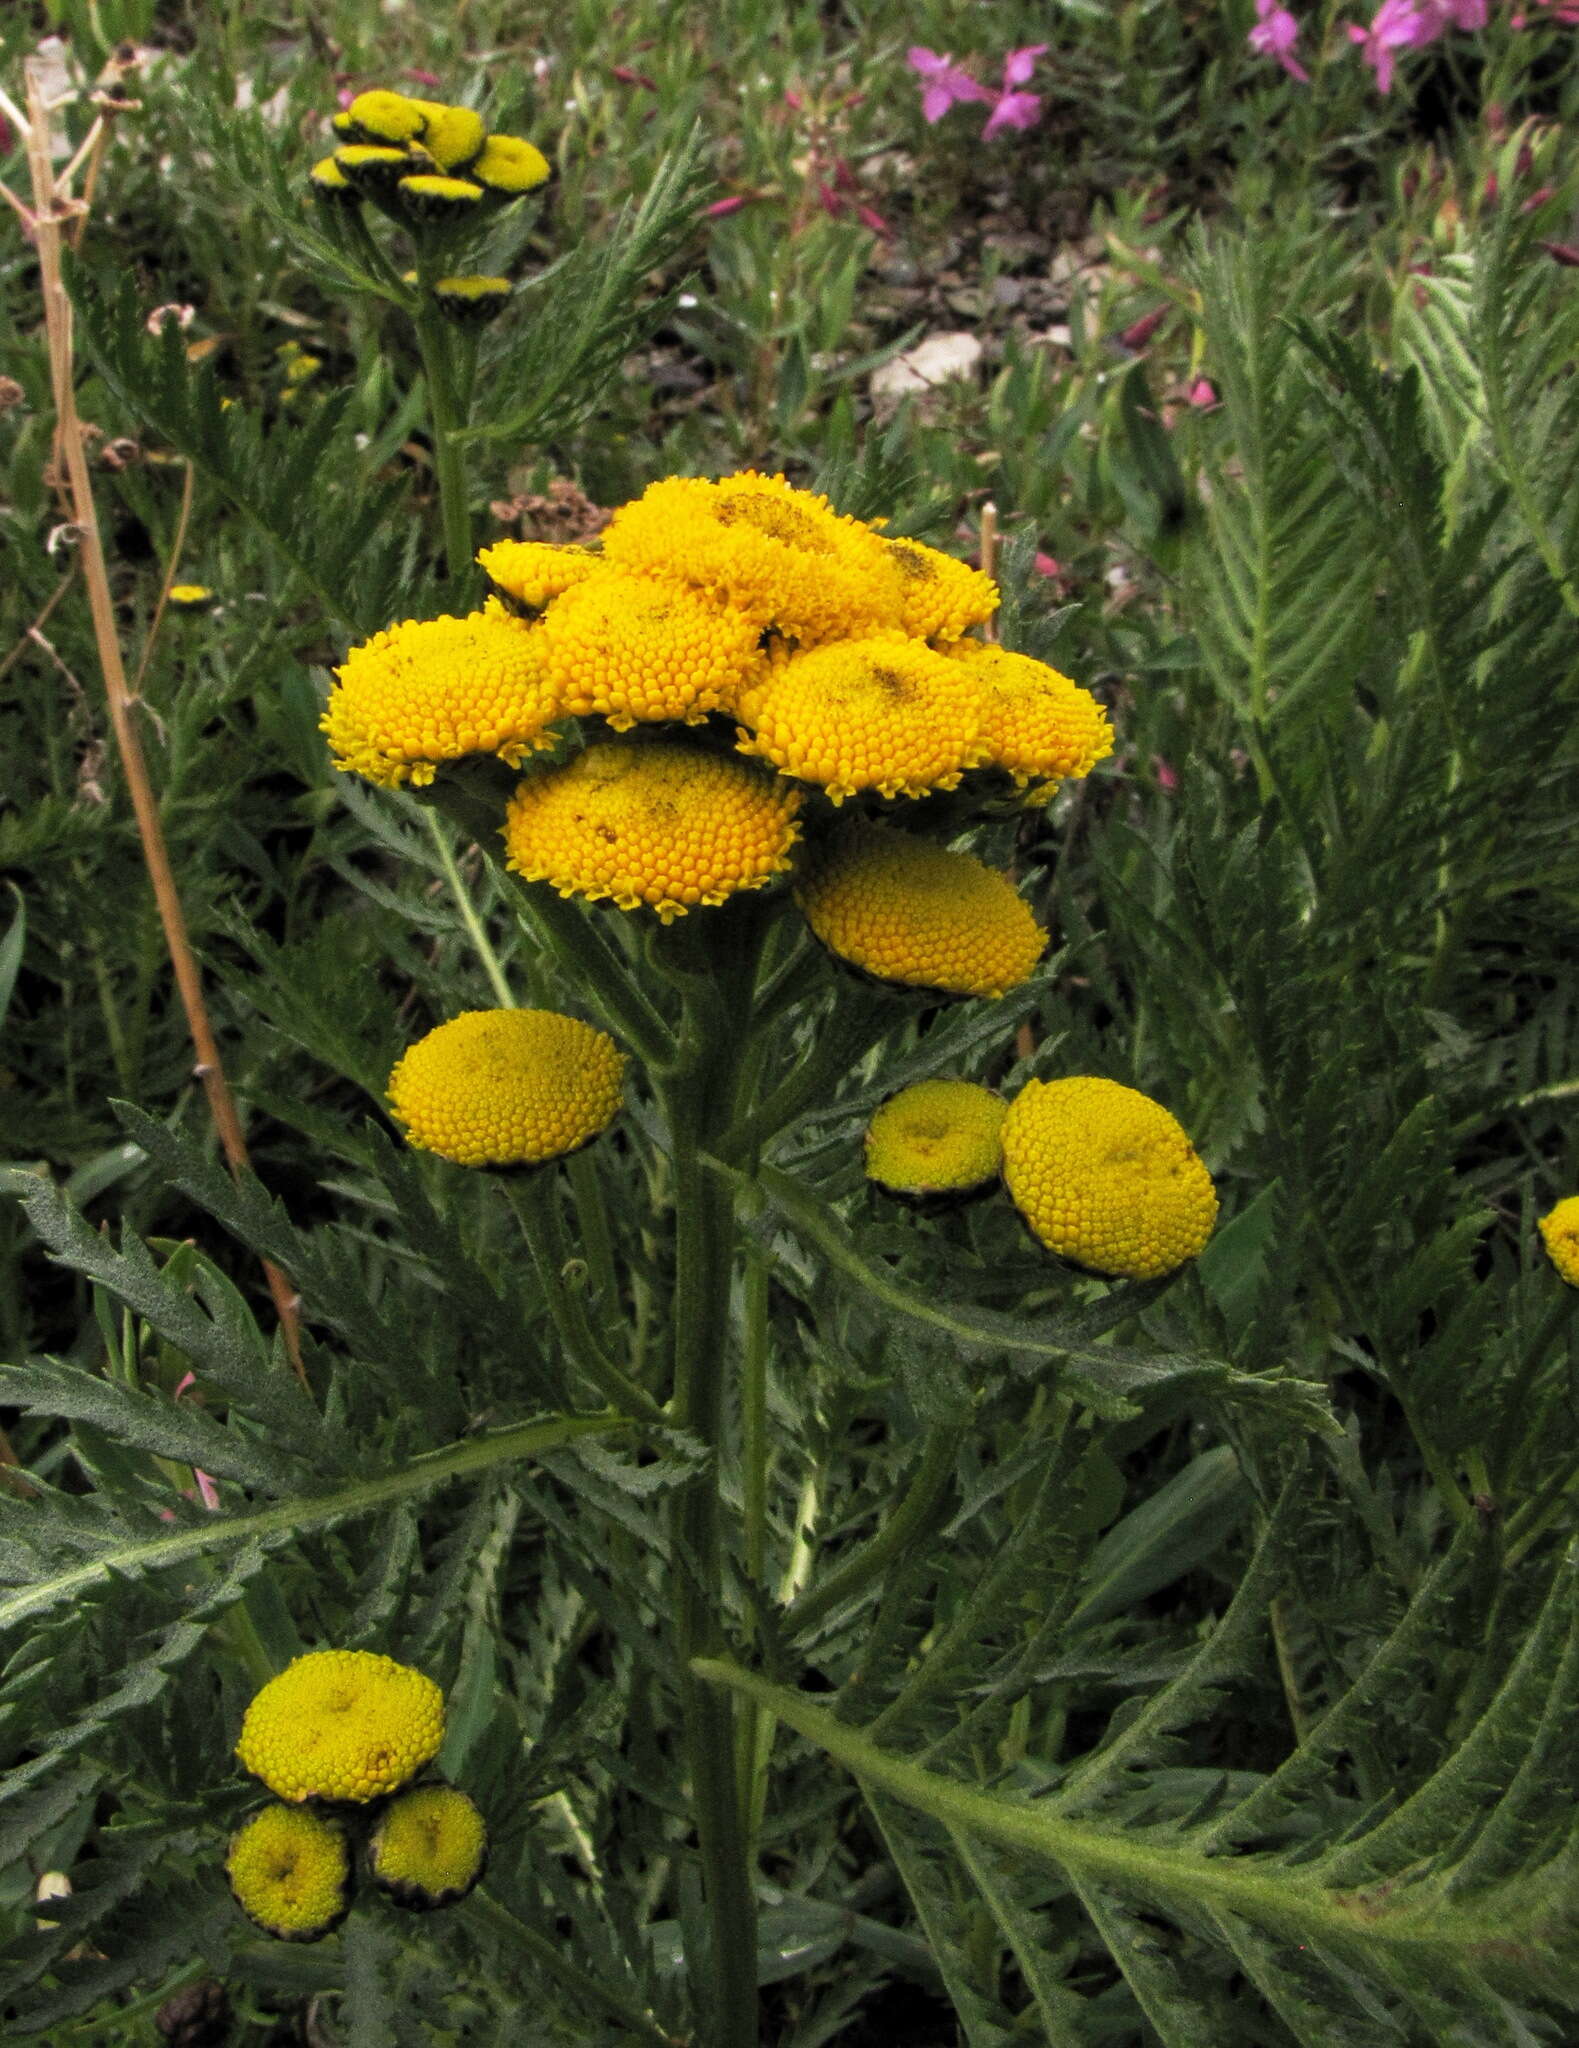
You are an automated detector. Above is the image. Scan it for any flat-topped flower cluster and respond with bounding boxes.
[324,472,1113,973]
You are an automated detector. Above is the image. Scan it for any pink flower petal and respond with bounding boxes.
[982,90,1041,138]
[1001,43,1049,88]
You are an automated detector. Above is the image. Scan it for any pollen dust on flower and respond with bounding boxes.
[734,632,985,800]
[502,739,802,922]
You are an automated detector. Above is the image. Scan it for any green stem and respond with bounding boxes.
[424,810,514,1007]
[718,995,885,1162]
[464,1889,678,2045]
[506,1173,664,1423]
[788,1425,957,1641]
[566,1146,621,1324]
[661,951,760,2047]
[412,300,475,589]
[511,880,675,1071]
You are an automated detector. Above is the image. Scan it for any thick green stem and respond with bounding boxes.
[412,301,475,589]
[661,937,761,2047]
[506,1173,664,1423]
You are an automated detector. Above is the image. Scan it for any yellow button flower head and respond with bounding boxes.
[433,274,512,321]
[541,572,764,729]
[946,641,1115,788]
[167,584,215,610]
[322,610,558,788]
[398,173,484,220]
[796,823,1047,998]
[333,143,413,194]
[309,154,358,204]
[369,1785,488,1911]
[407,100,487,171]
[1001,1076,1218,1280]
[472,133,552,196]
[387,1008,624,1168]
[226,1805,350,1942]
[735,632,985,803]
[602,473,900,646]
[881,537,999,642]
[336,90,427,147]
[479,538,603,615]
[865,1080,1008,1201]
[236,1650,444,1805]
[504,740,802,923]
[1538,1196,1579,1287]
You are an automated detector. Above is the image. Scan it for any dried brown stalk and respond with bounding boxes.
[9,63,307,1388]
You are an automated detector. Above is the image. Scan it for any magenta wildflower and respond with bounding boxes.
[982,43,1048,137]
[908,43,1047,137]
[1248,0,1310,82]
[704,194,753,217]
[1187,377,1219,408]
[1349,0,1491,93]
[907,47,992,124]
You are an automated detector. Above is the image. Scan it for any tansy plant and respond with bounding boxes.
[9,62,1579,2048]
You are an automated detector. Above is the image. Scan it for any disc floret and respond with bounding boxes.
[1001,1076,1218,1280]
[235,1650,444,1806]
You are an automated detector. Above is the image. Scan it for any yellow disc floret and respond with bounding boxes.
[235,1650,444,1805]
[880,537,999,642]
[333,144,413,193]
[796,824,1046,998]
[309,154,357,202]
[503,740,802,923]
[321,610,559,788]
[226,1805,350,1941]
[369,1784,488,1910]
[472,134,552,195]
[946,641,1114,788]
[433,275,512,321]
[397,173,484,218]
[407,100,487,171]
[735,632,985,801]
[865,1080,1008,1198]
[479,539,602,615]
[1001,1076,1218,1280]
[338,90,427,147]
[541,572,764,729]
[388,1008,623,1168]
[602,472,900,646]
[1539,1196,1579,1288]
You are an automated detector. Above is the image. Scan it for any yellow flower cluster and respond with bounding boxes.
[236,1649,445,1805]
[858,1071,1215,1275]
[324,472,1108,958]
[226,1652,489,1939]
[1001,1077,1218,1280]
[319,88,549,230]
[865,1080,1007,1201]
[388,1008,625,1167]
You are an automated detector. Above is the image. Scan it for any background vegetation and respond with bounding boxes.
[2,0,1579,2041]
